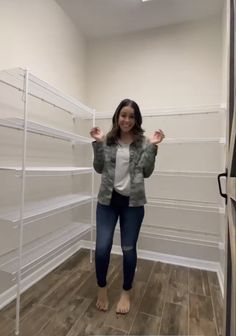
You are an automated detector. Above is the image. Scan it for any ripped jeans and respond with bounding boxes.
[95,190,145,291]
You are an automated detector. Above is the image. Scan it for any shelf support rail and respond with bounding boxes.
[15,69,29,336]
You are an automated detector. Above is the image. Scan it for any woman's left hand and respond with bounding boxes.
[149,129,165,145]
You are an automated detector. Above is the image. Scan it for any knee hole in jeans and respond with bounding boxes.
[122,245,133,252]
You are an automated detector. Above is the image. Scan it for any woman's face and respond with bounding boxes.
[118,105,135,134]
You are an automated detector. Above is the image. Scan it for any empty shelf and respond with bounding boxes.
[0,68,94,118]
[0,222,91,275]
[0,194,92,225]
[147,197,224,213]
[152,170,220,177]
[163,137,225,144]
[0,166,93,176]
[0,117,91,144]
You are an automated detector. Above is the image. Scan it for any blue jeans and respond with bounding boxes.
[95,190,144,291]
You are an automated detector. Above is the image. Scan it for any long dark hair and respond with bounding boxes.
[106,99,145,145]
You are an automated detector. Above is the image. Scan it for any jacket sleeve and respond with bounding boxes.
[140,143,158,178]
[92,141,105,174]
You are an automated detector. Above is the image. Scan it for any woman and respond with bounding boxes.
[90,98,165,314]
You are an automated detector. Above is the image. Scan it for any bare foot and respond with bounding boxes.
[116,290,130,314]
[96,287,109,311]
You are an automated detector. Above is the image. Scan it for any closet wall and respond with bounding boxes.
[86,15,222,110]
[0,0,87,100]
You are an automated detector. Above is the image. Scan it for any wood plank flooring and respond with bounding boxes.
[0,249,223,335]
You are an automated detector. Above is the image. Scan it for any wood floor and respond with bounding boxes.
[0,248,223,336]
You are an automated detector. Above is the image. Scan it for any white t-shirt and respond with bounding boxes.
[114,141,130,196]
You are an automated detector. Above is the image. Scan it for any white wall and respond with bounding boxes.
[87,15,222,112]
[0,0,87,101]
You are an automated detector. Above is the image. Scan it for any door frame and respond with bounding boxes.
[223,1,236,335]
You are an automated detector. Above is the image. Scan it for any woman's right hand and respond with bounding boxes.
[90,127,105,142]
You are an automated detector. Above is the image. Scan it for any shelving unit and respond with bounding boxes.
[0,166,93,176]
[0,222,90,277]
[0,193,92,226]
[0,118,92,143]
[161,137,225,144]
[0,68,95,335]
[147,197,224,212]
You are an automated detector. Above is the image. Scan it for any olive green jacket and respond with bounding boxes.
[92,137,158,207]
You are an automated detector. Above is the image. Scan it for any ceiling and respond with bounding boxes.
[56,0,224,39]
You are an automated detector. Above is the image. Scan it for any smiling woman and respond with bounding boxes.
[90,98,165,314]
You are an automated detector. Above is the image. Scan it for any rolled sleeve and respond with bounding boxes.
[92,141,105,174]
[141,143,158,178]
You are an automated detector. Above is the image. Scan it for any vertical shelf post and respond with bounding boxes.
[15,69,29,335]
[90,110,96,263]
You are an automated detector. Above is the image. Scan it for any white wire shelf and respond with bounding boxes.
[94,105,225,119]
[0,68,94,118]
[152,170,220,178]
[147,197,225,213]
[162,137,225,144]
[0,166,93,176]
[0,194,92,225]
[0,222,90,276]
[0,117,91,144]
[91,195,224,213]
[140,225,220,247]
